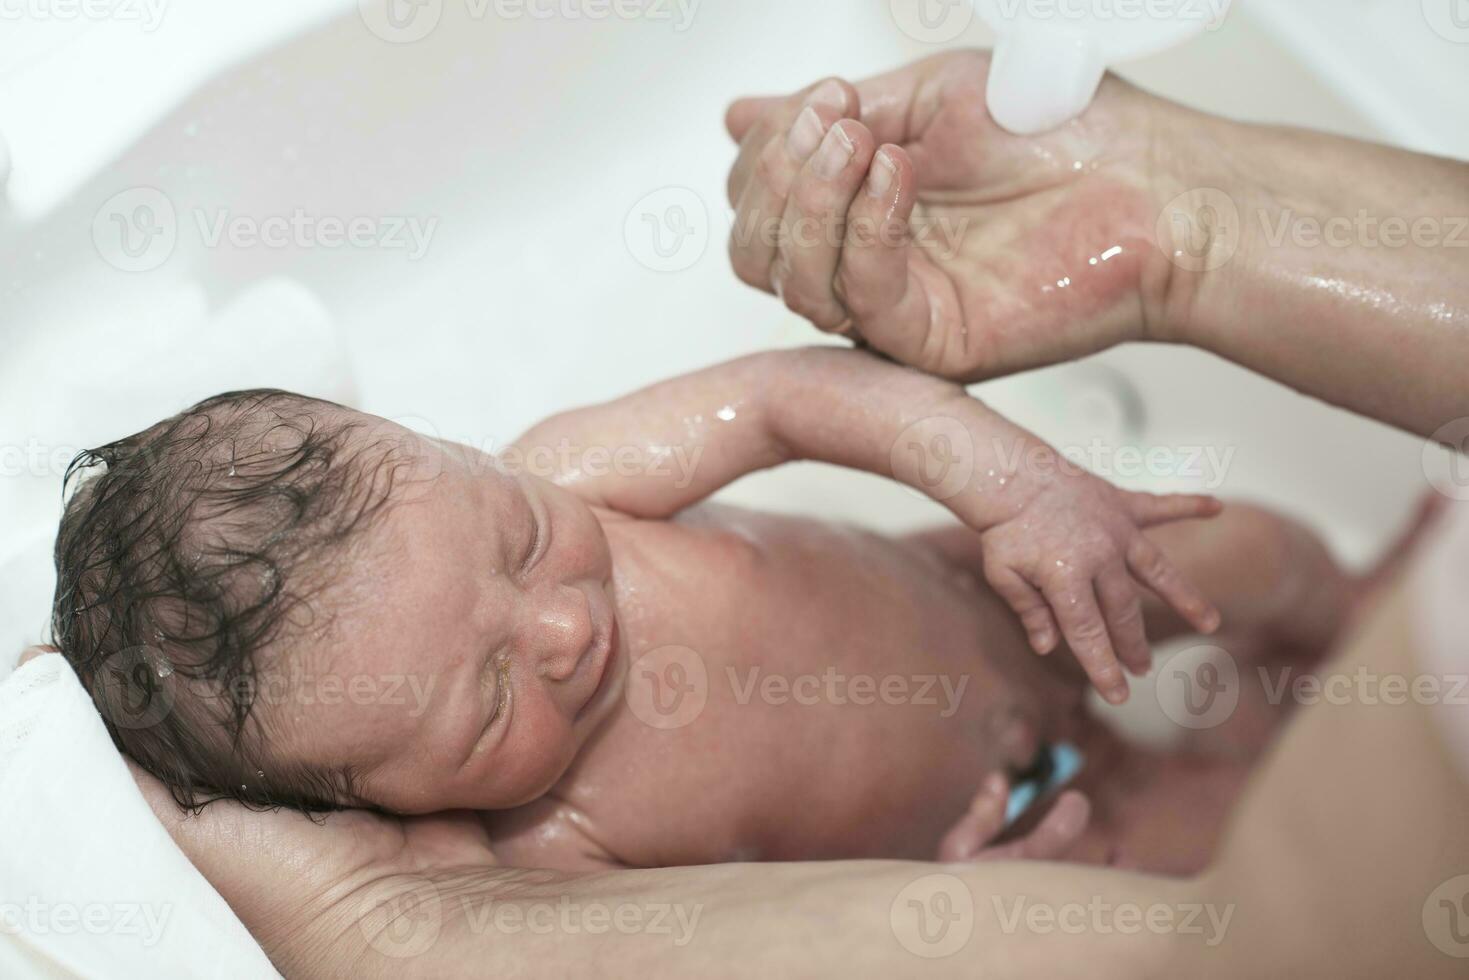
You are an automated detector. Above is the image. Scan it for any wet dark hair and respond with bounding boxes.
[50,389,408,813]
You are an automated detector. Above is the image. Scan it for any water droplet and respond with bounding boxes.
[155,661,174,679]
[716,406,738,422]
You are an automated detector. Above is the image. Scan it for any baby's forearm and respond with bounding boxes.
[514,347,1053,524]
[758,347,1056,529]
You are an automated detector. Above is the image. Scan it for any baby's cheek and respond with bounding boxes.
[476,705,582,808]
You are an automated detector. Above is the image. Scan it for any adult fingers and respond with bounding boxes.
[729,102,846,293]
[773,119,877,330]
[727,77,857,207]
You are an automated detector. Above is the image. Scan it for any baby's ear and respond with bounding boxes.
[18,644,59,666]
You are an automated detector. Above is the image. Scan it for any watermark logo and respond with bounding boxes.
[982,0,1230,29]
[1423,874,1469,957]
[1155,644,1238,730]
[992,895,1234,946]
[93,645,177,731]
[1155,187,1241,273]
[357,875,443,959]
[93,187,177,272]
[890,416,976,502]
[1423,0,1469,43]
[994,436,1237,491]
[1257,666,1468,709]
[358,0,444,42]
[0,438,82,479]
[891,873,974,958]
[92,188,439,271]
[727,667,969,717]
[625,187,710,273]
[625,644,708,729]
[890,0,974,44]
[0,899,173,947]
[1424,418,1469,501]
[459,896,701,945]
[0,0,169,31]
[1259,210,1468,251]
[360,0,700,39]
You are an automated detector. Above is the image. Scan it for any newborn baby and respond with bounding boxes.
[52,349,1345,872]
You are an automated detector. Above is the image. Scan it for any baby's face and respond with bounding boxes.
[258,415,626,813]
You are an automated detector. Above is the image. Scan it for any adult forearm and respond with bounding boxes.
[1163,110,1469,439]
[1189,580,1469,978]
[308,859,1203,979]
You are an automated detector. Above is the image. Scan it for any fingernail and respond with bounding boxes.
[866,149,897,198]
[1104,686,1129,706]
[804,79,847,113]
[786,106,826,161]
[812,123,854,180]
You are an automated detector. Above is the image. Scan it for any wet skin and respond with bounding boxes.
[263,439,1310,872]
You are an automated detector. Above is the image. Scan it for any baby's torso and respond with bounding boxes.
[486,504,1088,868]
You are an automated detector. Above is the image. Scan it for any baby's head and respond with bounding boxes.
[52,391,624,815]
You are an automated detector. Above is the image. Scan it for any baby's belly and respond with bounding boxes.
[556,507,1086,865]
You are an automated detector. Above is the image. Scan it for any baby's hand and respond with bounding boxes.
[980,476,1222,703]
[937,773,1091,863]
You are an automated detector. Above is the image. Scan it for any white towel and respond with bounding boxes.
[0,654,279,978]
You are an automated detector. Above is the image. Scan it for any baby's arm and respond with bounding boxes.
[513,347,1220,701]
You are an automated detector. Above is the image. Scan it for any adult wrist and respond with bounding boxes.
[1142,102,1266,351]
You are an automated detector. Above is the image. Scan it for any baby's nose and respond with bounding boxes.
[524,585,594,681]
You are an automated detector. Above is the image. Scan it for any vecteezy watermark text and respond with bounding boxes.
[93,188,439,272]
[991,895,1235,947]
[0,899,173,948]
[0,0,168,30]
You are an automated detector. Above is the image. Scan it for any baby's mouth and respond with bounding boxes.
[576,610,620,724]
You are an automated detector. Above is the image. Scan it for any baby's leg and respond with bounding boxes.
[1136,502,1352,653]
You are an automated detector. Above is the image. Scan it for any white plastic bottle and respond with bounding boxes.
[973,0,1233,135]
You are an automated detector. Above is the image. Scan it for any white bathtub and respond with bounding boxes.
[0,4,1466,973]
[2,0,1466,596]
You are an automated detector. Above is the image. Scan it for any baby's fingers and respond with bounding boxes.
[1043,577,1128,704]
[1095,566,1152,676]
[986,564,1061,654]
[975,791,1092,864]
[937,773,1009,862]
[1125,491,1223,528]
[1128,537,1222,635]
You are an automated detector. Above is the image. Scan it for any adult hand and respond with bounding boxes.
[726,51,1469,439]
[724,51,1191,380]
[127,760,499,978]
